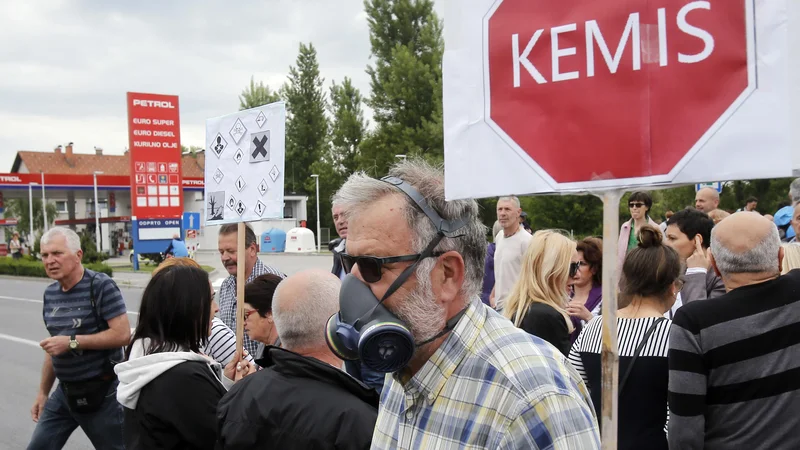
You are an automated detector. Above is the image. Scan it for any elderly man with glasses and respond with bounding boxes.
[331,160,600,449]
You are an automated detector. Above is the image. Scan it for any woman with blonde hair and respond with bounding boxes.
[504,230,575,355]
[781,243,800,274]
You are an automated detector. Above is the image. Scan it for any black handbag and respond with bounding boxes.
[61,376,115,414]
[61,273,118,414]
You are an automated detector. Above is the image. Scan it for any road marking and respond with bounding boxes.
[0,296,139,315]
[0,333,40,348]
[0,295,40,304]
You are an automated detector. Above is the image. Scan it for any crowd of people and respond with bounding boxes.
[24,161,800,449]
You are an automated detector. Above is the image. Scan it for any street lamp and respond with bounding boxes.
[28,182,38,247]
[93,171,104,254]
[40,172,48,232]
[310,174,320,253]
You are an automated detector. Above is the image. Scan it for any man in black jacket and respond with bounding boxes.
[217,269,379,450]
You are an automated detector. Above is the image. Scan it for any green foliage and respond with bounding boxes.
[0,257,112,278]
[78,231,109,264]
[618,179,794,225]
[526,195,604,238]
[329,77,367,177]
[282,43,329,192]
[239,76,281,110]
[3,198,57,238]
[33,231,42,255]
[282,43,330,233]
[360,0,444,176]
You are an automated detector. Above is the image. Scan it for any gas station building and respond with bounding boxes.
[0,143,308,254]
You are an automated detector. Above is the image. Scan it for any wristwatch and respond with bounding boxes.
[69,334,79,350]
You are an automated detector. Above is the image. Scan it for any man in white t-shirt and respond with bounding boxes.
[490,196,532,310]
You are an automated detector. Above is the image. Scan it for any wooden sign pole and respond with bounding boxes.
[235,222,246,357]
[599,190,622,449]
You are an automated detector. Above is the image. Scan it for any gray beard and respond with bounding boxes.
[390,277,447,344]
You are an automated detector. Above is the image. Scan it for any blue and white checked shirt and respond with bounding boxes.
[218,259,284,357]
[371,299,600,450]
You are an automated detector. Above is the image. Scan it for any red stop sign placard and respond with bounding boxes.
[486,0,753,183]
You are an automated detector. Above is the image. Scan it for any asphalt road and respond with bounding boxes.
[0,252,332,449]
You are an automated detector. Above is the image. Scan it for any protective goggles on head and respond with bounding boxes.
[325,176,469,373]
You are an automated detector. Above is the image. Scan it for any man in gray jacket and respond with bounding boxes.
[664,208,725,318]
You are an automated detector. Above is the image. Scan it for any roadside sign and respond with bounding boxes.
[127,92,183,217]
[186,229,197,239]
[443,0,791,197]
[183,212,201,230]
[696,182,723,193]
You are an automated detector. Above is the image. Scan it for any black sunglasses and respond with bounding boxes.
[629,202,646,208]
[340,252,442,283]
[569,261,586,278]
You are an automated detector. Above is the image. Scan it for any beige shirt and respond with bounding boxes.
[493,228,532,310]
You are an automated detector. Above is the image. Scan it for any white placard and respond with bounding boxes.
[204,102,286,224]
[443,0,792,199]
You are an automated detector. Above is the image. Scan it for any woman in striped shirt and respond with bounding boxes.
[569,225,682,450]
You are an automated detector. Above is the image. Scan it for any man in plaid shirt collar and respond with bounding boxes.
[217,223,284,357]
[334,160,600,449]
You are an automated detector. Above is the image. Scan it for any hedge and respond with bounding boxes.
[0,257,113,278]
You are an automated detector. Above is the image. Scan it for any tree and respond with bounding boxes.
[329,77,367,177]
[239,76,281,111]
[3,198,57,240]
[360,0,444,176]
[282,43,329,236]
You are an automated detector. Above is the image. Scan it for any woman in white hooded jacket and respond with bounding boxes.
[115,265,253,450]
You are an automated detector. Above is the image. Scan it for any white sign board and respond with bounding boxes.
[443,0,793,199]
[204,102,286,224]
[695,182,722,193]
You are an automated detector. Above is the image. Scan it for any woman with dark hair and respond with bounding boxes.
[567,237,603,342]
[244,273,283,361]
[569,225,681,450]
[617,191,661,274]
[152,257,254,368]
[115,266,253,450]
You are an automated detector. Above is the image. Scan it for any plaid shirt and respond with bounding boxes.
[371,299,600,450]
[218,259,284,357]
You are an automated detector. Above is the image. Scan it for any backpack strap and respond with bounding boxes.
[87,271,118,374]
[619,317,667,395]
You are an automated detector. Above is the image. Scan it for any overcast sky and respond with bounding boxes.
[0,0,444,172]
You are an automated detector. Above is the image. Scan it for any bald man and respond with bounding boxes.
[217,269,379,450]
[669,212,800,449]
[694,187,720,213]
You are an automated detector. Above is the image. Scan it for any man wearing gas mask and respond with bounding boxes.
[331,201,388,394]
[327,160,600,449]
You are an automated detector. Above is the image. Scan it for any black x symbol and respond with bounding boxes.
[252,135,268,159]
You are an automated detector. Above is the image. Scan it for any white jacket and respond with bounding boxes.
[114,338,234,409]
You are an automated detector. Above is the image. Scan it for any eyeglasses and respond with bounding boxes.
[629,202,646,208]
[340,252,442,283]
[243,309,258,321]
[569,261,587,278]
